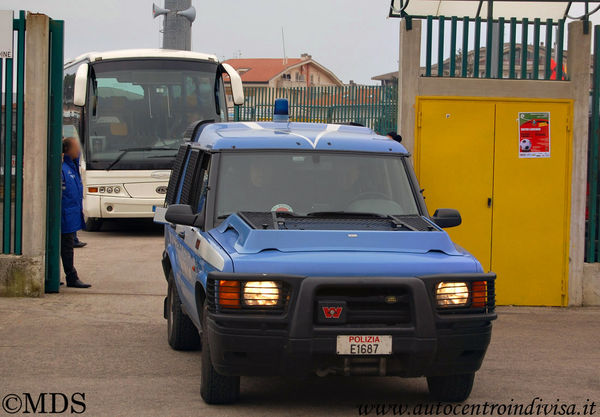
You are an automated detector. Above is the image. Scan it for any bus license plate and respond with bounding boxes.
[336,335,392,355]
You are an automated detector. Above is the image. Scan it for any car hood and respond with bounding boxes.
[209,214,482,276]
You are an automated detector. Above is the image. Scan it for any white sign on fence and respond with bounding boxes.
[0,10,14,59]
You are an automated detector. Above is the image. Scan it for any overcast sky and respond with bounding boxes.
[3,1,597,84]
[3,0,399,84]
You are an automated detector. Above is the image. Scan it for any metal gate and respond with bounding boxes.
[45,18,64,293]
[1,11,25,255]
[416,97,572,306]
[587,25,600,262]
[233,85,398,135]
[0,11,63,293]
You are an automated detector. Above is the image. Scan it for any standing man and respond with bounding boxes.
[61,137,92,288]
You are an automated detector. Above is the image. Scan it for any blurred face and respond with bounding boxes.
[66,139,81,159]
[340,165,360,190]
[250,162,272,187]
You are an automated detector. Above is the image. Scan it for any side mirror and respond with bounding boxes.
[73,63,89,106]
[221,63,244,105]
[165,204,204,228]
[432,208,462,228]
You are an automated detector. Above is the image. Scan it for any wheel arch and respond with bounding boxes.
[161,250,172,281]
[195,282,207,330]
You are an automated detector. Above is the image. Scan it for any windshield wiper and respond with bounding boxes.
[105,147,178,171]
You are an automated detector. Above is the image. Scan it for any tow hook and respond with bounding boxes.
[343,357,387,376]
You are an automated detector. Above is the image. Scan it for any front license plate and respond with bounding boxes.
[336,335,392,355]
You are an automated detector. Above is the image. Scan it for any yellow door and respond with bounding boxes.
[416,99,495,270]
[491,102,571,306]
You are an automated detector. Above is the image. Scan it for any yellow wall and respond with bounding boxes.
[415,97,573,306]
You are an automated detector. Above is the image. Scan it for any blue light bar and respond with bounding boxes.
[273,98,289,122]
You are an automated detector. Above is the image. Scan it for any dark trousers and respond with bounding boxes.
[61,233,79,283]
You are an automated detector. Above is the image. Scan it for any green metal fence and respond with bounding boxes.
[233,85,398,135]
[423,15,567,80]
[586,25,600,262]
[0,12,64,291]
[1,11,25,255]
[45,18,64,293]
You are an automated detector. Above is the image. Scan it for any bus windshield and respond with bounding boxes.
[86,59,225,170]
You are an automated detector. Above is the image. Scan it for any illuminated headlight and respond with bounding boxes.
[243,281,280,306]
[436,282,469,307]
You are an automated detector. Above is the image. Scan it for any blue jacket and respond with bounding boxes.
[61,155,86,234]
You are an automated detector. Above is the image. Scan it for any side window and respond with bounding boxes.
[179,149,201,205]
[214,74,227,121]
[165,145,189,206]
[180,149,211,213]
[191,155,211,214]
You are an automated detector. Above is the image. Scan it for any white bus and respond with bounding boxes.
[62,49,243,230]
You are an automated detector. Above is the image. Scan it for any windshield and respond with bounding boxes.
[215,152,420,221]
[86,59,225,170]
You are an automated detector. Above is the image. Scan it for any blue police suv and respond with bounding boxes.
[156,101,496,404]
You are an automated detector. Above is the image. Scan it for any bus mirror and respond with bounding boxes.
[73,63,89,107]
[221,63,244,106]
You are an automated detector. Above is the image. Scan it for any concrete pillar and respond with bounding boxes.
[567,21,592,306]
[398,19,421,156]
[21,13,50,293]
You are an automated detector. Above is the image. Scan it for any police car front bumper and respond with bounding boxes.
[203,273,496,378]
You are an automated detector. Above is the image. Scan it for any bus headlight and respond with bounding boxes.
[243,281,280,306]
[436,282,469,307]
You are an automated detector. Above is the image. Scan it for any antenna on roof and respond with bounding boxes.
[281,27,287,65]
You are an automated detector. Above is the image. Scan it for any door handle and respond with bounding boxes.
[178,231,185,239]
[487,197,492,208]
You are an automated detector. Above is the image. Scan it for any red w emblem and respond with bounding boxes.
[322,306,343,319]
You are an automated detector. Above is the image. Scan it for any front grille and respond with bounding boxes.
[314,286,412,327]
[206,278,291,314]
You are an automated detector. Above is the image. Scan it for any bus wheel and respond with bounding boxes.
[85,217,103,232]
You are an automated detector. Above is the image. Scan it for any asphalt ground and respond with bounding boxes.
[0,220,598,416]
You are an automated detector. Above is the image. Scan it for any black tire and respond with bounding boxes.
[85,217,103,232]
[427,373,475,402]
[200,302,240,404]
[167,273,201,351]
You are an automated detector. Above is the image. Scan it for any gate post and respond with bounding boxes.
[45,19,64,293]
[567,20,592,306]
[21,13,50,288]
[398,18,421,156]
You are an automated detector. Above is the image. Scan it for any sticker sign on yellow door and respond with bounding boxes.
[518,112,551,158]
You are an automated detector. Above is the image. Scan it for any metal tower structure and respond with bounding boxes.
[153,0,196,51]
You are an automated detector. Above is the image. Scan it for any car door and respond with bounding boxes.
[173,149,211,325]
